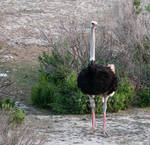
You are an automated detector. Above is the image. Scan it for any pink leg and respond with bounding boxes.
[103,113,106,133]
[92,109,95,129]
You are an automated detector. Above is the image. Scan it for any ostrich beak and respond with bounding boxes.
[93,23,98,27]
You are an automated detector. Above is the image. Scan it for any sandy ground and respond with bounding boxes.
[14,102,150,145]
[24,107,150,145]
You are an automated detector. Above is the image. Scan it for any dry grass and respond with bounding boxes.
[0,109,47,145]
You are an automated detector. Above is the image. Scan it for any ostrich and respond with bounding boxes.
[77,21,118,136]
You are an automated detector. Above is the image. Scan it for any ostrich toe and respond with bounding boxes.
[100,131,109,137]
[89,127,96,134]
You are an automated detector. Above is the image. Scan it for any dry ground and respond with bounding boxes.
[25,107,150,145]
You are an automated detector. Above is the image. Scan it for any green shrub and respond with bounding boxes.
[133,0,141,8]
[0,98,25,124]
[133,0,142,14]
[137,87,150,107]
[31,73,56,108]
[10,107,26,124]
[32,50,89,114]
[145,3,150,13]
[107,79,135,112]
[53,71,90,114]
[49,71,81,114]
[31,69,90,114]
[0,98,15,108]
[31,51,135,114]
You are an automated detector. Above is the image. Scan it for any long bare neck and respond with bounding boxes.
[90,27,95,62]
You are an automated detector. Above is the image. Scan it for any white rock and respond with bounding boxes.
[0,73,8,77]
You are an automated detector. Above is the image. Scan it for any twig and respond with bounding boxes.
[0,81,14,89]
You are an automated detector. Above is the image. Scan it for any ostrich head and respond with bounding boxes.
[90,21,98,28]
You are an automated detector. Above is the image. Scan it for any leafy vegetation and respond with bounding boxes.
[31,61,90,114]
[0,98,25,124]
[108,79,135,112]
[0,44,2,50]
[137,88,150,107]
[133,0,142,14]
[0,105,46,145]
[31,50,135,114]
[145,3,150,13]
[133,0,141,8]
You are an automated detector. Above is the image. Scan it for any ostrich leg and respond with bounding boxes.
[89,95,96,133]
[102,95,109,137]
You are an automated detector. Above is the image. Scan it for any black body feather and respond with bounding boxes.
[77,62,118,95]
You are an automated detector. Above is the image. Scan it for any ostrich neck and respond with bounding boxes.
[90,27,95,62]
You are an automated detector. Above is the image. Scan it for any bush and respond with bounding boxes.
[133,0,142,14]
[31,70,135,114]
[133,0,141,7]
[137,87,150,107]
[31,68,90,114]
[49,71,80,114]
[107,78,135,112]
[145,3,150,13]
[31,51,135,114]
[31,73,56,108]
[11,107,26,124]
[32,50,90,114]
[0,98,15,108]
[0,110,46,145]
[0,98,25,124]
[0,44,2,50]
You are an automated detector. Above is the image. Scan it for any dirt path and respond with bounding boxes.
[25,107,150,145]
[15,102,150,145]
[14,101,150,145]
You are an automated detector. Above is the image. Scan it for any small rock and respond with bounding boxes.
[0,73,8,77]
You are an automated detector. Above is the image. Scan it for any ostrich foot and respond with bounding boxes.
[103,131,109,137]
[89,127,96,134]
[100,131,109,137]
